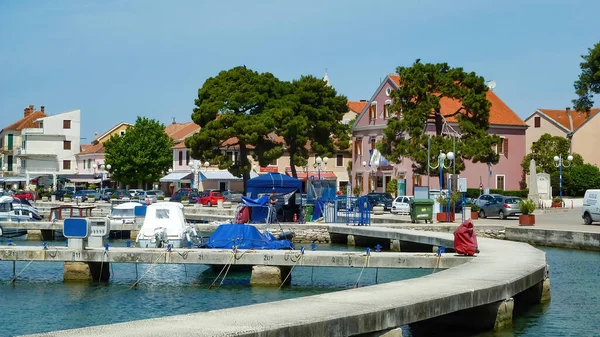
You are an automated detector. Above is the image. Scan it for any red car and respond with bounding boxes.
[199,190,225,207]
[14,190,37,201]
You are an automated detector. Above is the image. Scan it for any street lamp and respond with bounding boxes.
[553,154,573,199]
[314,156,329,180]
[429,151,454,191]
[189,161,199,190]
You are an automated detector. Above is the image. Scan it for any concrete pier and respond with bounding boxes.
[63,262,110,282]
[250,266,292,286]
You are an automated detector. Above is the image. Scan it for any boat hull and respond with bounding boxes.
[137,238,185,249]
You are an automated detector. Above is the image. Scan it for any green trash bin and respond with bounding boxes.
[410,199,434,224]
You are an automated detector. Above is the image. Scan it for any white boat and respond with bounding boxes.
[108,201,146,227]
[0,196,30,240]
[136,202,197,248]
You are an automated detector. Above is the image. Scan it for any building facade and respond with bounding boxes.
[351,75,527,195]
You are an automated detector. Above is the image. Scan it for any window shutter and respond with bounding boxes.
[504,138,509,158]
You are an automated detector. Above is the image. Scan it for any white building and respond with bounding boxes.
[17,109,81,190]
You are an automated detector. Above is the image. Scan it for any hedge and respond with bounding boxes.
[465,188,528,199]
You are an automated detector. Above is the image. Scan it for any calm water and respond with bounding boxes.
[0,242,598,337]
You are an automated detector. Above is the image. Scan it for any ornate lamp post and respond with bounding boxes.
[553,154,573,199]
[314,156,329,180]
[99,164,110,191]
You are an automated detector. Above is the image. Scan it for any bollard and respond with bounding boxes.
[167,243,172,252]
[43,242,48,250]
[375,244,382,252]
[311,243,317,251]
[126,239,131,247]
[104,243,109,251]
[365,247,371,256]
[571,200,574,209]
[187,241,192,248]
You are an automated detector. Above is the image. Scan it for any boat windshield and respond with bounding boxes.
[0,202,13,212]
[111,208,135,217]
[156,209,170,219]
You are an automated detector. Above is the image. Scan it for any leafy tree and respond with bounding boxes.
[104,117,173,187]
[567,164,600,196]
[269,76,350,178]
[379,61,500,177]
[573,41,600,111]
[520,133,584,175]
[386,178,398,197]
[185,66,282,193]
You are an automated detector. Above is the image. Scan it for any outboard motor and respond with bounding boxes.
[153,227,168,248]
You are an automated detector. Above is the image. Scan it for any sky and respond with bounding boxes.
[1,0,599,142]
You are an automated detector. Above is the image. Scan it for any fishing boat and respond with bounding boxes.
[136,202,198,248]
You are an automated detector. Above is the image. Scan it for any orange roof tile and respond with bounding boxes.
[347,101,368,114]
[387,74,525,127]
[3,111,47,131]
[78,142,104,155]
[537,108,600,131]
[164,122,200,141]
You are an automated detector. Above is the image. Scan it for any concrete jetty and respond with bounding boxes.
[23,226,549,337]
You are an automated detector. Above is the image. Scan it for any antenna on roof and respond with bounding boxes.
[172,117,176,124]
[486,80,496,91]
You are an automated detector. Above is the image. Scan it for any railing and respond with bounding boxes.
[21,128,44,135]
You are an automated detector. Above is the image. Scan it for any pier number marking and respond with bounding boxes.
[197,254,205,261]
[263,255,274,262]
[71,252,81,260]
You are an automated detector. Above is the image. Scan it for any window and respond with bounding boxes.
[376,176,384,188]
[497,137,508,156]
[179,151,183,166]
[356,173,363,188]
[120,130,126,136]
[38,121,43,129]
[63,160,71,170]
[496,175,505,190]
[7,134,13,150]
[269,158,277,166]
[370,137,376,150]
[7,155,13,171]
[87,159,91,170]
[369,102,377,120]
[534,116,541,128]
[186,151,190,166]
[63,120,71,129]
[63,140,71,150]
[354,138,363,156]
[384,103,390,119]
[336,154,344,167]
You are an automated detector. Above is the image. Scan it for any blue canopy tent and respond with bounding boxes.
[246,173,303,223]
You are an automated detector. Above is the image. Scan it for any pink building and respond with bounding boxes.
[351,74,527,195]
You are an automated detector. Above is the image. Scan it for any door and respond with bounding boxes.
[219,181,228,191]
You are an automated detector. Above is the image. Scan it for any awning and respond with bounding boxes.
[160,172,192,182]
[287,171,337,181]
[200,170,242,181]
[68,178,101,183]
[335,170,350,182]
[1,177,27,183]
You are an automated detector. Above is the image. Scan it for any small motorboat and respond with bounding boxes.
[0,196,31,240]
[108,201,147,226]
[12,198,42,221]
[136,202,198,248]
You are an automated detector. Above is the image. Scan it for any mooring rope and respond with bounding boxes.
[354,251,370,288]
[130,252,166,289]
[6,260,34,286]
[278,248,304,290]
[209,250,236,289]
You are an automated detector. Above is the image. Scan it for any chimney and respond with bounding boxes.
[565,107,573,131]
[586,109,591,119]
[24,106,33,118]
[360,99,367,102]
[40,106,45,113]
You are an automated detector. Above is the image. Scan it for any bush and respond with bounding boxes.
[567,164,600,197]
[157,195,165,200]
[353,186,361,196]
[465,188,528,198]
[133,196,140,200]
[110,194,118,199]
[181,196,189,201]
[64,194,72,198]
[519,199,536,215]
[552,196,563,203]
[88,183,96,190]
[470,204,480,212]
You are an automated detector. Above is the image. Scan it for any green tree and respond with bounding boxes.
[573,41,600,111]
[520,133,584,175]
[104,117,173,187]
[567,164,600,196]
[185,66,282,193]
[379,61,500,176]
[386,178,398,197]
[269,76,350,178]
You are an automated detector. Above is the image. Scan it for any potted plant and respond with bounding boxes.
[551,196,563,208]
[470,204,480,220]
[157,195,165,201]
[64,194,72,203]
[436,195,455,222]
[519,199,536,226]
[110,194,118,200]
[87,194,96,203]
[353,185,362,197]
[181,195,189,205]
[41,193,49,202]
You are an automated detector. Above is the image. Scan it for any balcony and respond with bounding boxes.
[21,128,44,135]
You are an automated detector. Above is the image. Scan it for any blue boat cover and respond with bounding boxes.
[204,224,294,250]
[241,195,269,207]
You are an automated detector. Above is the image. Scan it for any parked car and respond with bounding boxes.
[128,189,144,198]
[222,190,243,202]
[14,190,37,201]
[73,190,91,202]
[454,198,475,213]
[391,196,413,214]
[111,189,131,200]
[170,188,200,203]
[137,191,158,203]
[199,190,225,207]
[475,194,505,208]
[364,194,393,211]
[582,189,600,225]
[99,188,114,200]
[51,189,69,201]
[147,189,165,198]
[478,196,522,219]
[367,192,394,202]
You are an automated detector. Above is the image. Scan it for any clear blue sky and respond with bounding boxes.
[1,0,598,141]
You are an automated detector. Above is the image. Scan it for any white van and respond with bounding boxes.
[582,189,600,225]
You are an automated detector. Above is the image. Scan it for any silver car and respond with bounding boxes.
[137,191,158,203]
[478,196,522,220]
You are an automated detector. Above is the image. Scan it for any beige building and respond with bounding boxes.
[524,108,600,167]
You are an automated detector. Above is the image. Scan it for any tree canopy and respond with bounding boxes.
[520,133,583,175]
[104,116,173,187]
[573,41,600,111]
[379,61,500,176]
[185,66,282,192]
[568,164,600,196]
[268,75,350,178]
